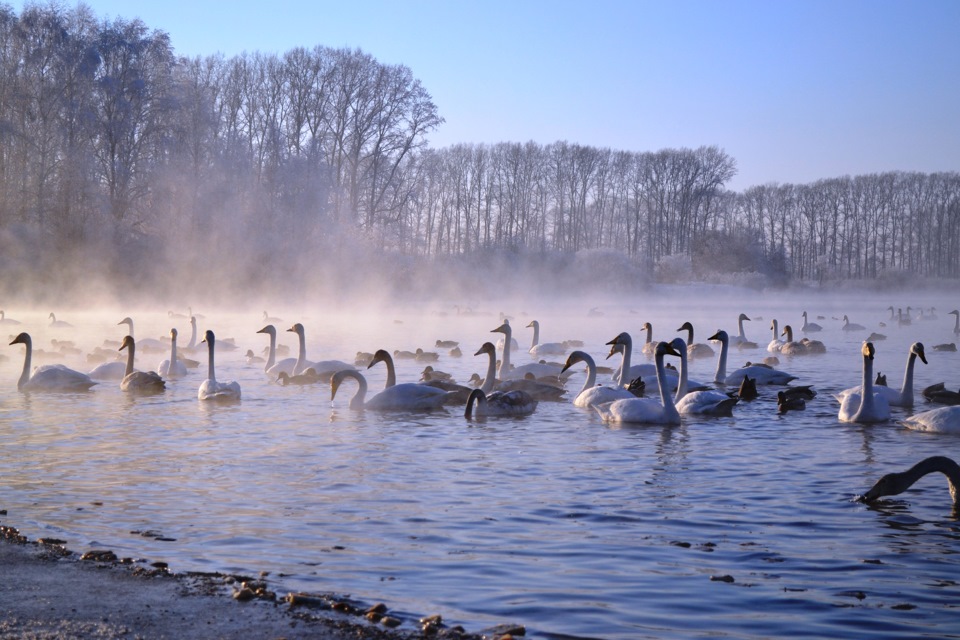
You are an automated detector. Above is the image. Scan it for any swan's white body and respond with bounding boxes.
[594,341,682,425]
[526,320,568,357]
[491,321,564,380]
[710,330,797,386]
[331,369,448,411]
[258,325,297,377]
[158,328,188,378]
[801,311,822,333]
[198,330,241,401]
[670,338,737,417]
[562,350,635,408]
[767,319,785,353]
[10,332,96,392]
[837,342,889,423]
[287,323,354,377]
[465,388,537,418]
[119,336,165,393]
[836,342,927,408]
[88,360,127,380]
[901,406,960,434]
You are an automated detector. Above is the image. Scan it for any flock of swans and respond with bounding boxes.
[4,304,960,504]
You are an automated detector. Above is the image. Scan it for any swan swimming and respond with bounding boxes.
[561,350,635,408]
[709,330,797,386]
[197,330,241,401]
[837,342,890,423]
[157,328,188,378]
[119,336,166,394]
[860,456,960,506]
[836,342,927,408]
[464,387,538,418]
[118,317,168,353]
[330,369,450,411]
[900,406,960,434]
[526,320,568,357]
[9,332,96,392]
[491,321,564,380]
[767,319,785,353]
[287,323,355,379]
[48,312,74,329]
[670,337,737,417]
[604,331,661,387]
[731,313,755,347]
[677,321,715,359]
[257,324,297,377]
[593,341,683,425]
[800,311,822,333]
[0,310,21,325]
[841,315,866,332]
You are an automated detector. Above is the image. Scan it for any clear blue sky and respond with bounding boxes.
[32,0,960,190]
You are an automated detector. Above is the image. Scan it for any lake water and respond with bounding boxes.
[2,287,959,639]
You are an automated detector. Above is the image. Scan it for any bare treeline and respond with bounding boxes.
[1,2,957,303]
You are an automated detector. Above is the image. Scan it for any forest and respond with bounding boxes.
[1,3,958,305]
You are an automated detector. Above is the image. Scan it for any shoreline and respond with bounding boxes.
[0,522,519,640]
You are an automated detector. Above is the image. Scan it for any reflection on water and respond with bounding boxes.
[2,290,959,639]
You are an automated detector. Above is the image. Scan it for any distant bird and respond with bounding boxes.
[951,309,960,336]
[860,456,960,506]
[526,319,568,357]
[158,328,188,378]
[48,312,74,328]
[933,342,957,352]
[677,321,715,359]
[0,310,21,325]
[800,311,822,333]
[842,315,866,332]
[263,310,283,323]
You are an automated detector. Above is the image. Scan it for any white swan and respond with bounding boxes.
[767,319,785,353]
[780,325,826,355]
[842,315,866,332]
[593,341,683,425]
[87,354,128,380]
[526,320,568,357]
[670,337,738,417]
[491,321,564,380]
[800,311,822,333]
[117,317,168,354]
[287,323,355,378]
[119,336,166,393]
[48,312,73,328]
[330,369,449,411]
[0,310,20,325]
[604,331,660,387]
[677,321,715,359]
[639,322,656,357]
[475,342,566,401]
[861,456,960,505]
[561,350,635,408]
[9,332,96,392]
[901,407,960,434]
[257,325,297,377]
[837,342,890,423]
[709,330,797,386]
[951,309,960,336]
[197,330,241,401]
[157,328,188,378]
[731,313,754,346]
[836,342,927,408]
[263,310,283,324]
[465,387,537,418]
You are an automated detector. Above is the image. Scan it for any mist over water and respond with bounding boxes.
[2,286,960,639]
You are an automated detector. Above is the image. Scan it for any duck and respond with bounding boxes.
[421,365,454,383]
[837,342,890,423]
[48,312,74,329]
[900,407,960,434]
[117,317,168,354]
[922,383,960,405]
[777,391,806,414]
[435,339,459,349]
[197,330,241,401]
[670,337,737,417]
[932,342,957,352]
[836,342,927,408]
[491,321,564,380]
[474,342,566,401]
[561,350,635,408]
[331,369,450,411]
[287,323,355,379]
[118,336,165,393]
[800,311,822,333]
[867,331,887,342]
[9,332,96,392]
[245,349,265,365]
[0,310,20,325]
[709,330,797,386]
[277,368,321,386]
[593,341,683,425]
[737,376,758,401]
[767,319,785,353]
[257,325,297,377]
[842,315,866,332]
[464,387,538,418]
[157,328,188,378]
[414,348,440,362]
[677,321,715,359]
[860,456,960,506]
[526,320,568,357]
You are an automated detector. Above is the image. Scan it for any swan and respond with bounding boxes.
[119,336,165,393]
[922,383,960,405]
[639,322,656,357]
[836,342,927,408]
[677,321,715,359]
[186,316,198,350]
[842,315,866,332]
[0,310,20,325]
[860,456,960,505]
[117,317,168,354]
[263,310,283,324]
[837,342,890,423]
[475,342,565,401]
[561,350,635,408]
[767,319,785,353]
[330,369,449,411]
[897,307,912,327]
[9,332,96,392]
[709,330,797,386]
[670,337,737,417]
[593,341,683,425]
[257,325,297,377]
[287,323,355,378]
[526,320,568,357]
[48,312,74,328]
[491,322,564,380]
[731,313,755,347]
[197,330,241,401]
[951,309,960,336]
[800,311,822,333]
[780,325,826,355]
[157,328,188,378]
[87,354,128,380]
[901,406,960,433]
[464,387,537,418]
[604,332,660,387]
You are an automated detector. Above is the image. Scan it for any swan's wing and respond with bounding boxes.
[574,386,634,408]
[29,365,96,391]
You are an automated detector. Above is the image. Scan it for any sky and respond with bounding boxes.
[26,0,960,191]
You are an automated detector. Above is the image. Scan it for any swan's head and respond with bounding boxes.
[118,317,133,327]
[263,311,269,319]
[491,322,510,335]
[770,319,778,330]
[656,341,682,359]
[560,350,589,374]
[950,309,960,317]
[190,316,197,326]
[201,330,215,345]
[708,329,728,343]
[330,369,359,401]
[48,312,55,320]
[911,342,928,364]
[369,349,392,369]
[605,332,631,348]
[9,332,30,346]
[668,337,687,354]
[287,323,305,336]
[642,322,652,331]
[859,472,902,503]
[474,342,496,357]
[677,321,693,332]
[256,325,276,336]
[862,342,875,360]
[119,335,135,351]
[738,313,751,322]
[526,320,539,329]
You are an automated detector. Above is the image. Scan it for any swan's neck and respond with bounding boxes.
[643,326,652,344]
[954,313,959,333]
[617,336,633,387]
[579,353,597,396]
[900,352,917,401]
[383,354,397,388]
[465,389,487,418]
[188,321,197,348]
[714,336,728,384]
[170,335,179,366]
[784,326,793,343]
[771,320,779,341]
[348,370,368,410]
[858,353,875,416]
[738,317,746,340]
[675,344,688,401]
[655,349,679,420]
[264,330,276,370]
[498,326,512,379]
[206,339,217,382]
[875,457,960,505]
[17,338,32,390]
[296,329,307,370]
[483,348,497,394]
[683,326,693,344]
[530,322,540,350]
[124,342,135,376]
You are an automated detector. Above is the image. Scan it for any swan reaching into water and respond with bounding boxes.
[900,406,960,434]
[257,325,297,377]
[837,342,890,423]
[670,337,737,417]
[860,456,960,506]
[526,320,568,357]
[119,336,165,393]
[836,342,927,408]
[709,330,797,386]
[48,312,74,329]
[841,315,866,332]
[561,350,635,408]
[157,328,188,378]
[197,330,241,401]
[800,311,822,333]
[677,321,715,359]
[331,369,449,411]
[287,323,355,379]
[465,387,537,418]
[9,332,96,392]
[593,341,683,425]
[491,321,564,380]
